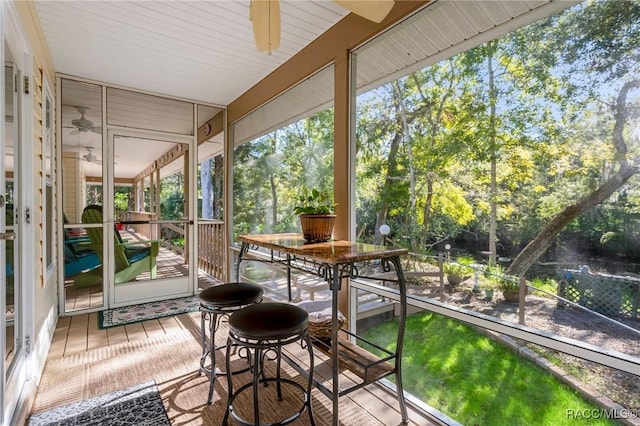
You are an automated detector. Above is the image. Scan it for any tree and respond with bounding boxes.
[507,79,640,276]
[506,0,640,275]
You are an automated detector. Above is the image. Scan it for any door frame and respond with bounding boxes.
[106,127,195,308]
[1,2,35,424]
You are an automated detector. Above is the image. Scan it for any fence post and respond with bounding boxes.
[438,253,444,302]
[519,276,526,325]
[557,279,567,308]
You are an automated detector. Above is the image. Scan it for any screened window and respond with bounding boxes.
[231,65,335,239]
[352,0,639,423]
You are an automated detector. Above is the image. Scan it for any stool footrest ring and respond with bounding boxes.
[226,378,311,426]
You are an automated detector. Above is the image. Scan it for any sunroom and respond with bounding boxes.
[2,0,639,425]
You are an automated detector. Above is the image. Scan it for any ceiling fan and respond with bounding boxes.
[81,147,102,165]
[64,106,102,135]
[249,0,395,53]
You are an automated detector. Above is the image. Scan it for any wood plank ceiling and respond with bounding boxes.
[34,0,350,106]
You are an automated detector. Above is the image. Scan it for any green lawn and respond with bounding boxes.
[360,312,616,426]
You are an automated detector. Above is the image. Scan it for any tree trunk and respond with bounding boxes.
[487,46,498,267]
[213,155,223,219]
[201,158,213,219]
[423,178,433,228]
[270,174,277,227]
[506,164,638,276]
[374,82,407,246]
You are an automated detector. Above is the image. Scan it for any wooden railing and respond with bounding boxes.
[162,222,186,256]
[198,220,225,281]
[125,211,158,239]
[124,214,225,282]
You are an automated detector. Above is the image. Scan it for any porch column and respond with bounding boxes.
[334,49,353,324]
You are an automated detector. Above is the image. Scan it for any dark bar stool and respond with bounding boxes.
[199,282,264,404]
[223,303,316,426]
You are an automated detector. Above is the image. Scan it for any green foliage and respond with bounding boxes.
[485,264,519,291]
[113,192,129,215]
[231,0,640,271]
[443,262,470,277]
[160,173,185,221]
[293,188,336,215]
[456,255,475,266]
[443,256,474,277]
[553,0,640,81]
[528,277,557,297]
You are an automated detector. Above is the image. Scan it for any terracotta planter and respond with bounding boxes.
[299,214,336,243]
[446,274,468,287]
[502,289,519,303]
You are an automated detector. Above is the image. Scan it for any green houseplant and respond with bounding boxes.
[497,277,521,302]
[294,188,336,243]
[443,257,473,287]
[486,265,520,302]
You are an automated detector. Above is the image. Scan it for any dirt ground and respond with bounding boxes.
[403,278,640,410]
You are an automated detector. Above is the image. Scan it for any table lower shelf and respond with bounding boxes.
[311,333,396,395]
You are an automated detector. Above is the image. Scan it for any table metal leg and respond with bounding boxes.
[287,254,292,301]
[331,263,340,426]
[235,242,248,281]
[390,255,409,423]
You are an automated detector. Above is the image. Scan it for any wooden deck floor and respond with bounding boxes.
[63,245,215,312]
[29,310,438,425]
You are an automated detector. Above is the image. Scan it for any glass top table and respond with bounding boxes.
[236,233,409,425]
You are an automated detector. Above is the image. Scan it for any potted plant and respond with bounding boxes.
[483,282,495,300]
[443,257,472,287]
[488,267,520,302]
[293,188,337,243]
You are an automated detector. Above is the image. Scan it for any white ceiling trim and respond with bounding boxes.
[354,0,579,96]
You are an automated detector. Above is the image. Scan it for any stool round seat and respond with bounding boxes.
[229,303,308,340]
[198,282,263,405]
[223,302,315,426]
[200,282,264,308]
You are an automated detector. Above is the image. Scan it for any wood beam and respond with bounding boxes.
[227,1,428,124]
[197,111,224,145]
[134,143,186,182]
[85,176,134,185]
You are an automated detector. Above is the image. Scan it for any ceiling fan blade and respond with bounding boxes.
[333,0,395,23]
[81,157,102,165]
[69,129,79,135]
[91,126,102,135]
[250,0,281,53]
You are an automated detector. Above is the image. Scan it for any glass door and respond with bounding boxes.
[2,38,27,424]
[109,130,193,307]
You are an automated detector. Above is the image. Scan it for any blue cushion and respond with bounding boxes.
[128,251,150,264]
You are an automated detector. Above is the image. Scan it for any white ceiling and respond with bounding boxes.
[34,0,351,106]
